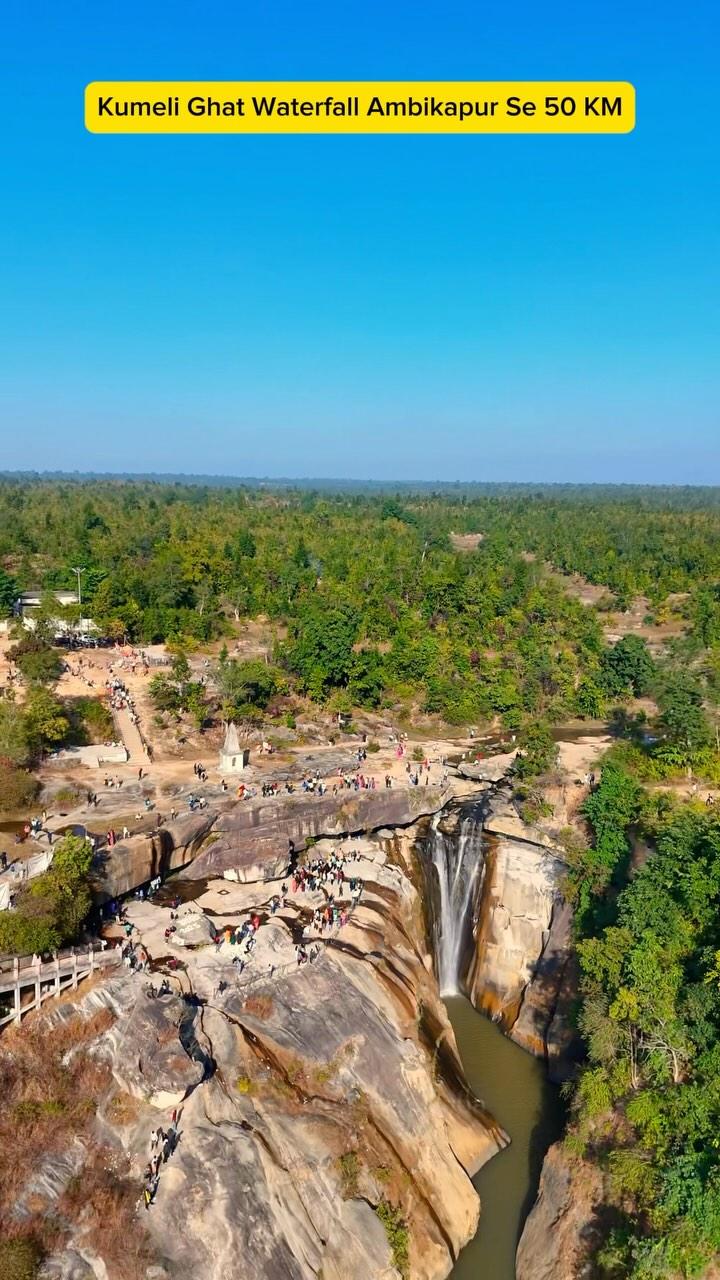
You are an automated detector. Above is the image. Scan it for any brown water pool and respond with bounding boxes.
[446,996,564,1279]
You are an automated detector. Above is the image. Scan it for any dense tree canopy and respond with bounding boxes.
[568,765,720,1277]
[1,476,719,744]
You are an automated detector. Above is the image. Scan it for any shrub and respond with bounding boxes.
[0,1239,42,1280]
[66,697,114,745]
[0,763,38,813]
[52,786,83,807]
[338,1151,360,1198]
[376,1201,409,1277]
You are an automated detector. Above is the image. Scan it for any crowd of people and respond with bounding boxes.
[106,675,139,724]
[143,1109,181,1209]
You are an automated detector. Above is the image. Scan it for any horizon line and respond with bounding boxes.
[1,470,719,492]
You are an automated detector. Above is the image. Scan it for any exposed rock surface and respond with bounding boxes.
[465,794,578,1076]
[92,810,216,901]
[39,1249,96,1280]
[37,827,506,1280]
[457,750,517,783]
[516,1142,604,1280]
[101,983,206,1108]
[484,788,568,852]
[187,785,453,881]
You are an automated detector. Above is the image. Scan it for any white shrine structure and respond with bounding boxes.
[218,722,250,774]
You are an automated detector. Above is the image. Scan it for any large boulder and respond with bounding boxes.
[92,811,216,901]
[101,989,205,1108]
[173,910,216,948]
[186,785,451,881]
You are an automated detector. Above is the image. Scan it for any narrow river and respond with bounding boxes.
[445,996,564,1280]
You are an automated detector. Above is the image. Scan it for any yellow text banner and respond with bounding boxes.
[85,81,635,134]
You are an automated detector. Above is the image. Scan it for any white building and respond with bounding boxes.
[13,590,97,637]
[218,722,250,774]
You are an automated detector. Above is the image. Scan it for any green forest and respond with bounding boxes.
[566,760,720,1278]
[1,477,720,742]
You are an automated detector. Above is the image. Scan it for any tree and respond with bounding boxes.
[600,636,655,698]
[348,648,386,708]
[0,834,94,955]
[23,687,69,754]
[235,529,256,558]
[285,605,359,699]
[0,834,92,957]
[169,651,192,683]
[576,677,605,719]
[9,634,62,685]
[0,698,31,765]
[42,834,93,938]
[0,567,17,617]
[216,658,278,713]
[0,762,38,813]
[656,671,711,763]
[572,763,641,916]
[515,721,558,778]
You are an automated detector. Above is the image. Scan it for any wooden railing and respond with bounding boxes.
[0,946,121,1028]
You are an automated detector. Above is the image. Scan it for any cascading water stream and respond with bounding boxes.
[428,807,486,995]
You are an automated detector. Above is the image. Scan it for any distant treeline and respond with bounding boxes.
[1,472,720,508]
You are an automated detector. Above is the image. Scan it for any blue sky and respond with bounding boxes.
[1,0,718,482]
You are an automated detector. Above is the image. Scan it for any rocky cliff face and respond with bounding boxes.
[35,827,506,1280]
[92,788,457,901]
[515,1142,604,1280]
[464,792,578,1078]
[92,810,217,901]
[186,785,453,881]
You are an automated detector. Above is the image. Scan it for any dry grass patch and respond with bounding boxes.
[0,1006,155,1279]
[60,1145,154,1280]
[0,1010,113,1218]
[243,993,274,1019]
[105,1088,141,1127]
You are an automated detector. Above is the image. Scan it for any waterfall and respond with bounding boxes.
[429,808,485,995]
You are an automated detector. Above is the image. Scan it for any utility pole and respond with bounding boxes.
[71,566,86,607]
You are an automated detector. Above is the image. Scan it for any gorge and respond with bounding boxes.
[420,789,570,1278]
